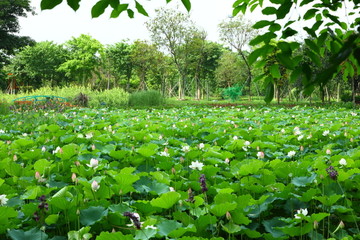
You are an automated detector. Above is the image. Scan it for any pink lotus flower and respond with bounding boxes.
[257,151,265,159]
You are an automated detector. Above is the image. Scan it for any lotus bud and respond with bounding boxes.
[226,211,232,220]
[91,180,100,192]
[313,220,319,229]
[35,171,41,180]
[71,173,77,182]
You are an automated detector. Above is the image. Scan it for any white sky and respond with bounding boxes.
[18,0,236,45]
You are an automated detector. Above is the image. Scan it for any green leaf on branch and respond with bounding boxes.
[270,64,281,78]
[250,32,277,46]
[277,53,295,69]
[276,0,292,19]
[92,0,110,18]
[264,78,274,103]
[281,27,298,38]
[135,1,148,16]
[305,39,320,54]
[110,4,128,18]
[67,0,81,11]
[127,9,134,18]
[262,7,277,15]
[41,0,62,10]
[181,0,191,11]
[253,20,273,29]
[303,9,318,20]
[109,0,119,8]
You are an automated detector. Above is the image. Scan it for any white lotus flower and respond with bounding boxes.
[53,146,61,154]
[189,160,204,170]
[294,208,308,219]
[198,143,205,149]
[233,136,238,140]
[288,150,296,157]
[339,158,347,166]
[0,194,8,206]
[159,151,170,157]
[87,158,99,169]
[244,141,251,146]
[85,132,93,139]
[182,145,190,152]
[323,130,330,136]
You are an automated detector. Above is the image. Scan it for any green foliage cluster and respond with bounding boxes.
[128,90,164,107]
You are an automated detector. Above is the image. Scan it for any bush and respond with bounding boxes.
[89,88,129,108]
[0,100,10,115]
[222,85,243,101]
[341,92,360,103]
[128,90,164,107]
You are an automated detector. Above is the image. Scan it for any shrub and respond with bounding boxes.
[222,85,243,101]
[89,88,129,108]
[73,92,89,107]
[128,90,164,107]
[0,100,10,115]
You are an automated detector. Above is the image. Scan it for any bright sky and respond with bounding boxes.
[18,0,236,45]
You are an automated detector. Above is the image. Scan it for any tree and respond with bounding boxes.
[58,34,104,87]
[215,50,246,89]
[131,40,160,90]
[146,7,202,99]
[218,15,258,100]
[105,41,134,91]
[240,0,360,102]
[6,41,68,89]
[0,0,34,68]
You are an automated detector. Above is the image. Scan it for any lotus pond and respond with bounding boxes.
[0,106,359,240]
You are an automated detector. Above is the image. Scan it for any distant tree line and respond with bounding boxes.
[1,0,359,103]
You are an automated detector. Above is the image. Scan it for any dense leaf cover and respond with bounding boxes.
[0,105,359,239]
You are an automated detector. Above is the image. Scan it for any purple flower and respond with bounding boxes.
[123,212,142,229]
[326,166,338,180]
[199,174,208,193]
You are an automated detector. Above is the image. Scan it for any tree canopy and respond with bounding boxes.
[0,0,34,66]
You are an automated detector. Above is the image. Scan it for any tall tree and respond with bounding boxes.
[0,0,34,70]
[218,15,258,100]
[58,34,104,87]
[146,7,201,99]
[131,40,159,90]
[105,41,134,91]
